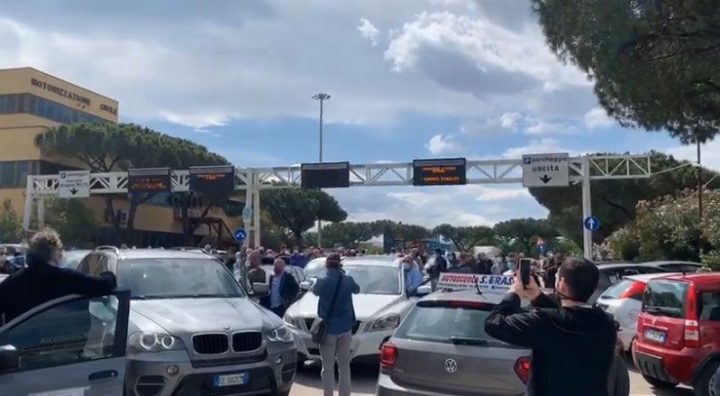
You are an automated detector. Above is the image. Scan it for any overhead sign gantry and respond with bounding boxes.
[23,153,653,260]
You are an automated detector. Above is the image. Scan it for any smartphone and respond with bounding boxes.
[519,258,533,288]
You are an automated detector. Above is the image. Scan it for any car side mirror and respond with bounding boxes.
[299,280,313,291]
[0,345,19,372]
[252,283,269,296]
[415,284,432,296]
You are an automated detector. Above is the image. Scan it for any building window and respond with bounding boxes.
[0,93,107,125]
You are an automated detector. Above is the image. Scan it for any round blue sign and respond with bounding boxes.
[234,228,247,242]
[584,216,600,232]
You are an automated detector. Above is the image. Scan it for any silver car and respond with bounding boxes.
[377,289,531,396]
[77,247,296,396]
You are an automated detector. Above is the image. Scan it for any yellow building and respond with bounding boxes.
[0,67,240,246]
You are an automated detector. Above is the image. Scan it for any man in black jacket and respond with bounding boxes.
[0,229,117,324]
[484,258,616,396]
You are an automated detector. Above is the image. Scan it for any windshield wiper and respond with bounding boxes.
[450,337,488,346]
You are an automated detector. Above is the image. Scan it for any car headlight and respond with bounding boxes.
[128,332,185,352]
[268,326,294,343]
[369,313,401,332]
[283,314,297,329]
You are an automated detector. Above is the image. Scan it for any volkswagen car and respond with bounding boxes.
[284,256,420,363]
[76,247,296,396]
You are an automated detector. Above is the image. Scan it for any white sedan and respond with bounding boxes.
[596,272,679,352]
[284,256,423,363]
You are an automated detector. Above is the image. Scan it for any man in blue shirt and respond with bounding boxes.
[402,255,423,296]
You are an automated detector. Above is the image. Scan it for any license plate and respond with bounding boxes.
[213,373,249,387]
[644,329,666,344]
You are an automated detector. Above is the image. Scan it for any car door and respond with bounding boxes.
[0,290,131,396]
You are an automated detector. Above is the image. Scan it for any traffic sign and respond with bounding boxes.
[584,216,600,231]
[522,153,570,187]
[189,165,235,194]
[413,158,467,186]
[301,162,350,189]
[128,168,171,194]
[234,228,247,242]
[58,170,90,198]
[242,206,252,222]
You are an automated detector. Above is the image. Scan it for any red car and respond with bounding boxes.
[633,273,720,396]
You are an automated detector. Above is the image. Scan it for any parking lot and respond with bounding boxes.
[289,361,692,396]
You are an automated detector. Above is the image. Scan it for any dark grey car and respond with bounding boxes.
[77,247,296,396]
[377,290,530,396]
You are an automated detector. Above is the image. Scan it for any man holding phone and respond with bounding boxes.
[484,257,617,396]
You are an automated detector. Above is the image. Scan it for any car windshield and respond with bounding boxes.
[643,280,688,318]
[308,263,401,295]
[60,250,89,269]
[396,305,502,346]
[118,258,245,299]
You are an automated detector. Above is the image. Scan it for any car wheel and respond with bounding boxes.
[642,374,677,389]
[608,355,630,396]
[695,360,720,396]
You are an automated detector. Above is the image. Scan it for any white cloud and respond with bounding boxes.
[500,112,521,129]
[425,134,458,155]
[584,107,614,129]
[159,111,230,132]
[358,18,380,46]
[473,186,530,201]
[524,119,575,135]
[667,140,720,171]
[502,138,578,159]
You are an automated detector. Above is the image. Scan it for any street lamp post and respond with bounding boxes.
[312,93,331,249]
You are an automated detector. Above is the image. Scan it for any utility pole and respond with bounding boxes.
[697,139,704,257]
[312,93,331,249]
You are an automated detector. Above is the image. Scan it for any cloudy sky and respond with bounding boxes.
[3,0,717,228]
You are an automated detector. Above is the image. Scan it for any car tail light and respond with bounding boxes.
[684,283,700,347]
[380,342,398,369]
[684,320,700,347]
[514,356,531,384]
[619,281,646,300]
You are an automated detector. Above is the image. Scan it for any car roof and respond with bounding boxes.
[93,248,215,261]
[625,272,683,283]
[647,272,720,286]
[307,255,399,267]
[597,263,663,270]
[420,289,509,306]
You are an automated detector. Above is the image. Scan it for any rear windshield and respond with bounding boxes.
[643,280,688,318]
[600,279,635,300]
[395,305,504,346]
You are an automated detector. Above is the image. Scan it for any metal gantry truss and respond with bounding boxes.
[23,154,653,259]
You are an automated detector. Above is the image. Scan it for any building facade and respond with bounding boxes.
[0,67,240,247]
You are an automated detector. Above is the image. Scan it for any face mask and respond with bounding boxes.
[507,262,517,271]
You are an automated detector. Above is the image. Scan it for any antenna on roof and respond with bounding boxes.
[474,279,483,296]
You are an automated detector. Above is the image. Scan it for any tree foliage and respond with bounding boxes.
[35,122,230,242]
[322,222,379,249]
[42,197,99,248]
[432,224,495,252]
[529,152,717,246]
[261,189,347,246]
[605,190,718,264]
[533,0,720,144]
[493,218,559,254]
[0,200,23,242]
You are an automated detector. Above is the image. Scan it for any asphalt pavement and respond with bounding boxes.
[289,361,693,396]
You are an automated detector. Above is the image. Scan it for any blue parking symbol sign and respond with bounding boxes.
[584,216,600,232]
[234,228,247,242]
